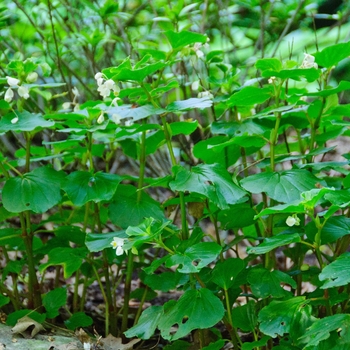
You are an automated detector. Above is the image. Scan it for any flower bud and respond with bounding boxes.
[26,72,38,83]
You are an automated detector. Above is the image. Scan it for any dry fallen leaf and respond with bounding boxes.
[75,328,91,344]
[55,342,83,350]
[101,334,140,350]
[11,316,45,338]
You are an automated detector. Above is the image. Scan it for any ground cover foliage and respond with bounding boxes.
[1,0,350,349]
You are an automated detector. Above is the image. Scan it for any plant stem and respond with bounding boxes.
[93,264,109,336]
[224,288,241,348]
[20,212,41,309]
[121,251,134,334]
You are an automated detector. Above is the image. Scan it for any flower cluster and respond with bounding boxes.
[300,53,318,69]
[286,214,301,227]
[94,72,120,99]
[4,76,30,103]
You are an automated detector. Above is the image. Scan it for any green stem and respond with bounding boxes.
[137,127,147,203]
[134,286,148,325]
[25,132,31,173]
[93,264,109,336]
[140,82,189,239]
[121,251,134,334]
[224,288,242,348]
[94,202,116,335]
[20,212,41,309]
[161,115,189,240]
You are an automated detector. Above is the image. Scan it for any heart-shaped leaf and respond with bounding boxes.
[319,252,350,289]
[0,111,55,132]
[241,170,319,203]
[258,297,310,337]
[170,164,247,210]
[2,167,64,213]
[166,242,221,273]
[158,288,225,340]
[63,171,121,206]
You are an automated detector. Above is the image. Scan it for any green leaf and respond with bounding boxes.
[262,68,320,82]
[241,170,320,203]
[202,340,226,350]
[0,294,10,308]
[166,97,213,111]
[321,216,350,244]
[247,234,301,255]
[40,247,87,278]
[304,81,350,97]
[143,271,184,292]
[258,297,310,337]
[64,312,93,331]
[231,301,258,332]
[242,336,270,350]
[227,86,272,107]
[107,104,166,122]
[256,58,282,72]
[158,288,225,340]
[248,268,296,298]
[319,253,350,289]
[255,202,304,219]
[110,60,166,82]
[166,242,222,273]
[62,171,121,206]
[85,231,126,252]
[0,111,55,132]
[300,314,350,347]
[211,258,246,289]
[170,120,198,135]
[2,167,64,213]
[109,185,165,229]
[314,42,350,69]
[165,30,207,49]
[170,164,247,210]
[6,310,46,327]
[124,305,163,340]
[42,288,67,319]
[218,203,257,229]
[193,136,241,167]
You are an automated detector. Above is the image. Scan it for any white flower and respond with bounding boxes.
[300,53,318,69]
[191,81,200,91]
[6,76,20,87]
[83,343,91,350]
[286,214,301,227]
[62,102,71,109]
[268,76,276,84]
[4,88,14,102]
[11,117,18,124]
[124,119,134,127]
[72,87,80,98]
[18,86,30,99]
[97,113,104,124]
[94,72,103,80]
[196,50,204,58]
[198,91,213,99]
[193,42,205,58]
[97,83,112,98]
[26,72,38,83]
[104,79,115,90]
[73,103,80,111]
[111,237,125,256]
